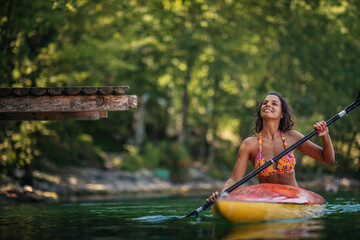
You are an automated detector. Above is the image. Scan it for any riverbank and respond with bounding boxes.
[0,167,224,204]
[1,167,359,205]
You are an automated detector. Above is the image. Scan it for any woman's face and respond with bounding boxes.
[260,94,283,119]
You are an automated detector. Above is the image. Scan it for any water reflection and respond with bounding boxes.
[1,191,359,240]
[214,219,324,240]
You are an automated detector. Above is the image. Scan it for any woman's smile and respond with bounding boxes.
[263,108,272,113]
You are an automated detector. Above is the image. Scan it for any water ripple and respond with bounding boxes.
[326,202,360,214]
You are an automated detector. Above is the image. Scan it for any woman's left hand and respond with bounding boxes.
[313,121,329,137]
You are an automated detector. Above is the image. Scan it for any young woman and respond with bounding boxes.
[207,92,335,202]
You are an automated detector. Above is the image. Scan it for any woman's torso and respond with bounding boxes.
[248,131,298,187]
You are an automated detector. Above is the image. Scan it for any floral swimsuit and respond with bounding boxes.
[254,131,296,177]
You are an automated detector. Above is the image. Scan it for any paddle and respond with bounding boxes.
[185,91,360,218]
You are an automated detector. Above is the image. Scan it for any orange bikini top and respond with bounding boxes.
[254,131,296,177]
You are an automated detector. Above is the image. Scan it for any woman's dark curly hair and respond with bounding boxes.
[252,92,295,133]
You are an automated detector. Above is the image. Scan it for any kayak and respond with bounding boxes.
[212,183,326,223]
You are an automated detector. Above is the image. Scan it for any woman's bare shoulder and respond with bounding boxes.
[238,135,258,160]
[241,135,258,148]
[284,129,303,138]
[284,129,304,141]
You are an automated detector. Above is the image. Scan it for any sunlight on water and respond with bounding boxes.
[327,202,360,214]
[134,215,183,222]
[0,190,359,240]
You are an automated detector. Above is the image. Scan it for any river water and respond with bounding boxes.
[1,189,359,239]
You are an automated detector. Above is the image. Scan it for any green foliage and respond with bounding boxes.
[1,0,360,182]
[120,141,191,182]
[142,142,162,169]
[0,121,45,174]
[36,133,104,168]
[165,142,192,183]
[121,145,144,172]
[108,141,165,173]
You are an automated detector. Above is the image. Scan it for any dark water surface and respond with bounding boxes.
[1,189,359,239]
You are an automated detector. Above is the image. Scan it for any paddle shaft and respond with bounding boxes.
[186,92,360,218]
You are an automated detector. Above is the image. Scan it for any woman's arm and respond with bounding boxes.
[221,141,250,191]
[207,137,253,202]
[294,121,335,164]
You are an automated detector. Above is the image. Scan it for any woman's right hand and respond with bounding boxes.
[206,191,220,202]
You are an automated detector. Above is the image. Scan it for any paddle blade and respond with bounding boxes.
[185,210,198,218]
[134,215,183,222]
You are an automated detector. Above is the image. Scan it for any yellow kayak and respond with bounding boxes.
[212,183,325,223]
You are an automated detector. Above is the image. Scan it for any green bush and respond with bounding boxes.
[142,142,162,169]
[120,141,192,182]
[161,142,192,183]
[121,145,144,172]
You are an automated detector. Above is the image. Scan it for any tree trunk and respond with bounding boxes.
[134,93,149,146]
[178,56,194,146]
[207,75,220,167]
[20,163,34,187]
[197,125,208,164]
[178,82,189,144]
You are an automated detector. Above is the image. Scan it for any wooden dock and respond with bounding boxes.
[0,86,137,120]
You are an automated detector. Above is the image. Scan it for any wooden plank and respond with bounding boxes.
[0,88,12,97]
[128,95,137,108]
[81,87,99,95]
[113,86,130,95]
[0,86,131,96]
[98,87,114,95]
[13,88,30,96]
[0,112,102,121]
[31,88,48,96]
[64,87,82,95]
[47,87,65,96]
[0,95,137,113]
